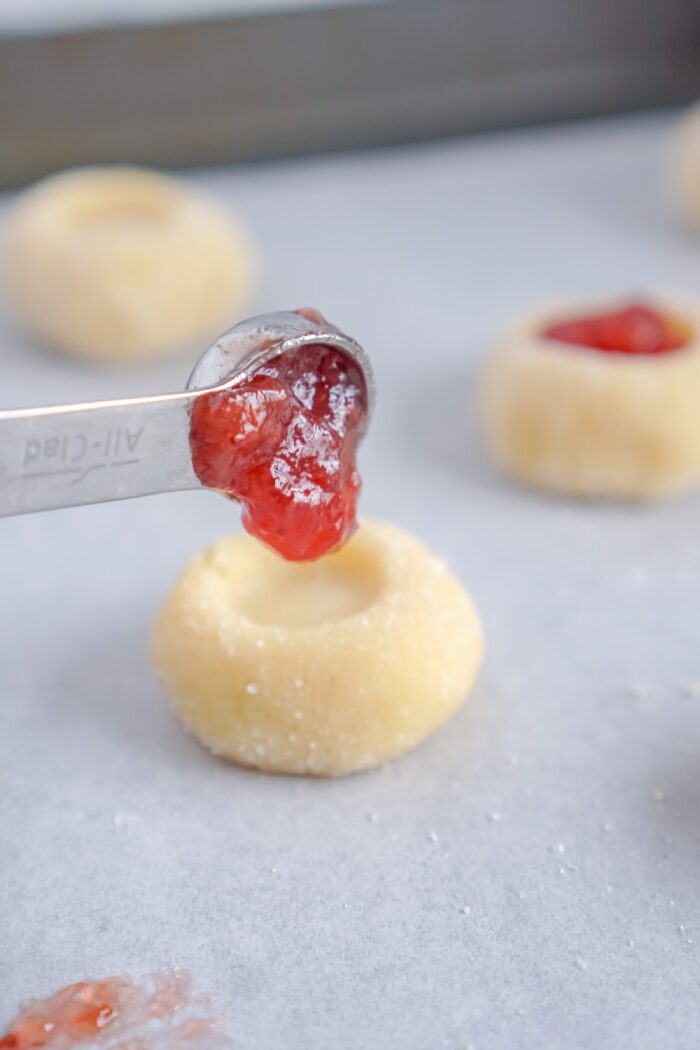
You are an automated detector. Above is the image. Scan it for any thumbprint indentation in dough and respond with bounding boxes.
[239,550,383,628]
[67,181,175,226]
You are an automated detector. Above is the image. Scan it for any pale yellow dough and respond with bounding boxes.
[3,167,254,361]
[671,102,700,229]
[151,520,483,776]
[482,294,700,499]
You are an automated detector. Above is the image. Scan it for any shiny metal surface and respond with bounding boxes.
[0,310,374,517]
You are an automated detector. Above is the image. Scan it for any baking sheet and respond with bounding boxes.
[3,1,699,191]
[0,0,379,34]
[3,112,700,1049]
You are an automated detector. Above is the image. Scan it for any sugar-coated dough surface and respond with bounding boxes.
[151,520,483,776]
[3,167,255,361]
[671,102,700,229]
[481,294,700,499]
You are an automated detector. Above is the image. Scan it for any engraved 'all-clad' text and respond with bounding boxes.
[22,426,144,485]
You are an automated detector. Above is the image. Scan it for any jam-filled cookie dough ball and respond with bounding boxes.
[482,295,700,499]
[3,167,255,361]
[672,102,700,229]
[151,520,483,776]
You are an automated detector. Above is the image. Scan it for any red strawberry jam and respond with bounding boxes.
[0,972,223,1050]
[189,330,368,562]
[543,302,689,356]
[0,979,121,1048]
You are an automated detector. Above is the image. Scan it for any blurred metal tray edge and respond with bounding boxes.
[0,0,699,189]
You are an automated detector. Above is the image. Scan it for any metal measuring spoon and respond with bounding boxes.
[0,310,374,518]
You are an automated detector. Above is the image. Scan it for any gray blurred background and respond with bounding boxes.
[1,0,699,188]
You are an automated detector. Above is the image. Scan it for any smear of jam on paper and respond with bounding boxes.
[0,971,227,1050]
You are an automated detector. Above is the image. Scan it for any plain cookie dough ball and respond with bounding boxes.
[3,166,255,361]
[481,294,700,499]
[151,520,483,776]
[671,102,700,229]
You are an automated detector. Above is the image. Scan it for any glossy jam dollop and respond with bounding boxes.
[0,972,223,1050]
[190,317,367,562]
[542,302,689,356]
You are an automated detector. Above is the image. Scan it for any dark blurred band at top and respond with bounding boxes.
[1,0,699,189]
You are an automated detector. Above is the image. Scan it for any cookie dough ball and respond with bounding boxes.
[3,167,255,362]
[482,295,700,499]
[671,101,700,229]
[151,520,483,776]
